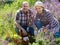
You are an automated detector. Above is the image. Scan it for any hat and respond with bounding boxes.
[34,1,44,7]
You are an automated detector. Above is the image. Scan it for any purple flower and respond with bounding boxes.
[43,0,60,18]
[50,0,59,2]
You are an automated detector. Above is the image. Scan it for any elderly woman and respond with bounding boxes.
[34,1,59,35]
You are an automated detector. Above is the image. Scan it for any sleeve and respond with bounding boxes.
[28,10,35,26]
[46,12,59,29]
[14,10,20,24]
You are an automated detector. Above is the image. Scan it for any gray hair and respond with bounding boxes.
[22,1,29,5]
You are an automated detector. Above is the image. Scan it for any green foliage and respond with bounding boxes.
[0,0,60,45]
[0,0,36,45]
[0,0,36,36]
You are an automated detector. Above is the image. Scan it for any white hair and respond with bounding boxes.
[34,1,44,7]
[22,1,29,5]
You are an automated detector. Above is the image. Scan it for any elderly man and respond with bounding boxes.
[15,1,34,45]
[34,1,59,35]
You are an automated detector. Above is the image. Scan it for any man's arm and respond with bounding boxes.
[14,10,27,35]
[15,21,27,35]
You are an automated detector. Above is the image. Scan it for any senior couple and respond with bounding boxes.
[15,1,59,42]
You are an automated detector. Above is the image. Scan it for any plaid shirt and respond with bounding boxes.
[15,9,33,26]
[35,9,59,29]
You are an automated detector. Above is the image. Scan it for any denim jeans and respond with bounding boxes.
[35,20,60,37]
[15,25,34,35]
[54,23,60,37]
[35,20,43,30]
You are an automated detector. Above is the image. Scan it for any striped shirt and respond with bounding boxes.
[35,9,59,29]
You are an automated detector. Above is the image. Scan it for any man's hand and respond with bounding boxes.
[15,22,27,36]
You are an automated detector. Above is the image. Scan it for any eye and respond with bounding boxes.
[39,8,41,9]
[35,8,38,10]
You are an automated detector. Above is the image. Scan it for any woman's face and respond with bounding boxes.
[35,6,43,14]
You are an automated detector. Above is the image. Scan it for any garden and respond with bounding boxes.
[0,0,60,45]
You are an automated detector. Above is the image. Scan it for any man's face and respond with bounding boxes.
[23,3,29,12]
[35,6,43,14]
